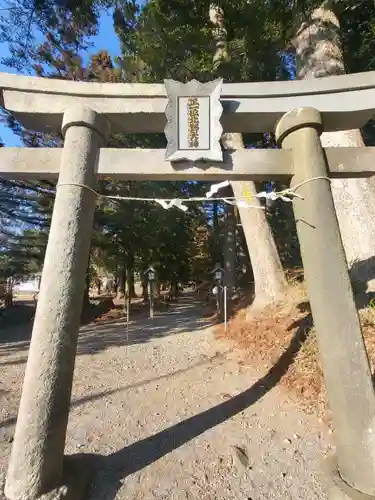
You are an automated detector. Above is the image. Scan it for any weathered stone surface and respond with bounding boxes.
[1,455,95,500]
[4,106,110,500]
[276,107,375,497]
[327,456,375,500]
[2,146,375,182]
[1,71,375,133]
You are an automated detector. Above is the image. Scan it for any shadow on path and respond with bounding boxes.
[0,293,212,361]
[78,293,211,356]
[1,342,227,432]
[85,324,309,500]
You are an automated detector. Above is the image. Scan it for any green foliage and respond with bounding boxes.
[0,176,53,279]
[118,0,285,83]
[2,229,47,278]
[340,0,375,73]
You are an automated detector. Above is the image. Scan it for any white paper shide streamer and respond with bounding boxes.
[155,199,189,212]
[57,177,322,213]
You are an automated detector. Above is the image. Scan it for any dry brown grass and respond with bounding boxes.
[216,281,375,423]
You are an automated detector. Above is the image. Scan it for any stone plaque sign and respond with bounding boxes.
[164,78,223,162]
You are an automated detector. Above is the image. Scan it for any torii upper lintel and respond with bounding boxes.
[1,70,375,134]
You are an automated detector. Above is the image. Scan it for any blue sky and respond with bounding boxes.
[0,2,293,148]
[0,9,121,147]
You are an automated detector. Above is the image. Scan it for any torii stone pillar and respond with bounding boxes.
[276,108,375,499]
[4,106,110,500]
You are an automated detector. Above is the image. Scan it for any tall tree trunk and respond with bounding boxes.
[126,251,136,298]
[142,277,148,302]
[294,5,375,291]
[125,268,131,315]
[237,225,253,286]
[141,260,149,302]
[223,193,236,302]
[95,278,101,297]
[83,270,90,307]
[223,133,288,310]
[209,3,287,309]
[169,280,179,300]
[113,264,118,294]
[130,271,136,298]
[81,257,91,320]
[117,258,126,299]
[212,200,221,265]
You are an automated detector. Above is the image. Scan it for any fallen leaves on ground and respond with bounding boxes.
[216,281,375,423]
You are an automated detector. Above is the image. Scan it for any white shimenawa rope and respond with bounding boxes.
[56,182,260,212]
[206,176,332,204]
[56,176,331,213]
[288,176,332,195]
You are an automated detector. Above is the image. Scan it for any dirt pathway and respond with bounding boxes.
[0,293,331,499]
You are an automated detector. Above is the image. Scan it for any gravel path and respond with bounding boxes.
[0,292,331,500]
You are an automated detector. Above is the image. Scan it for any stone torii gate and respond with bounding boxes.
[2,71,375,500]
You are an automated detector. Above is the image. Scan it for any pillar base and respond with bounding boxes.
[326,455,375,500]
[1,455,96,500]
